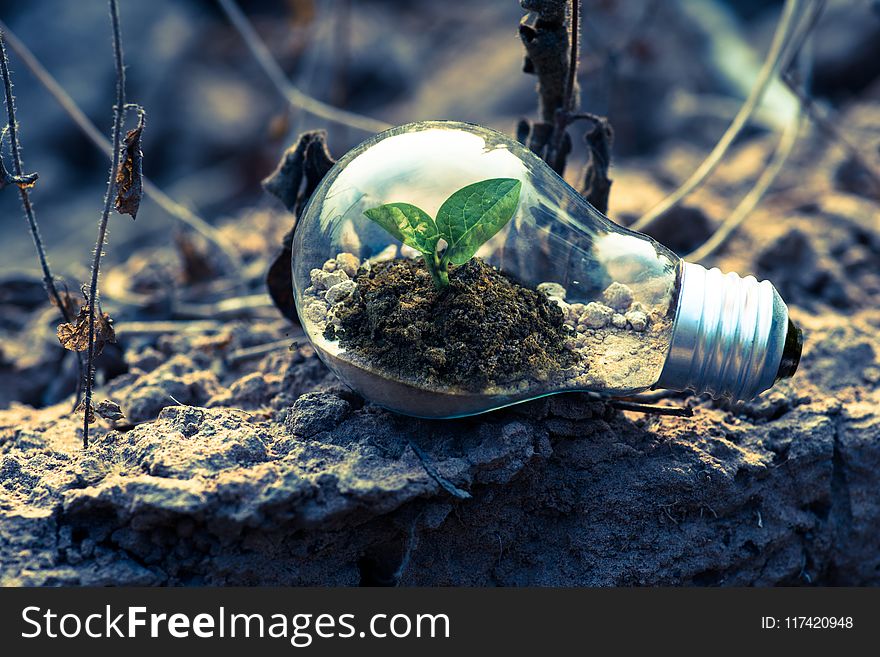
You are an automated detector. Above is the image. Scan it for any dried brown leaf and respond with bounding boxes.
[95,399,125,423]
[57,306,116,355]
[114,109,145,219]
[264,131,335,322]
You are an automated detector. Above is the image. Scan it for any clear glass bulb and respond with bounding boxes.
[293,121,802,418]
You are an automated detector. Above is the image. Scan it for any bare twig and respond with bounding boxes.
[782,71,880,196]
[83,0,127,449]
[549,0,580,173]
[519,0,578,173]
[226,338,303,366]
[609,400,693,418]
[631,0,804,232]
[115,320,227,336]
[0,20,244,274]
[174,293,276,320]
[1,28,84,408]
[684,0,826,261]
[686,111,802,262]
[216,0,391,134]
[407,437,471,500]
[0,31,68,322]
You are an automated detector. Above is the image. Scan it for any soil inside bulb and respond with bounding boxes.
[302,252,672,398]
[324,257,578,391]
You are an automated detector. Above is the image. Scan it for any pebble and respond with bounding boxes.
[335,252,360,277]
[611,313,627,329]
[322,259,337,272]
[602,282,634,312]
[326,279,356,304]
[537,282,567,300]
[581,302,614,328]
[625,310,648,331]
[311,269,350,291]
[302,298,328,324]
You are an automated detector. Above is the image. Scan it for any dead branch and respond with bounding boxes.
[83,0,128,449]
[115,320,227,336]
[609,400,693,418]
[782,72,880,198]
[518,0,578,173]
[577,113,614,214]
[216,0,391,134]
[684,0,827,261]
[0,20,244,275]
[226,338,303,366]
[631,0,804,232]
[406,437,471,500]
[0,27,85,408]
[0,31,68,322]
[687,111,802,262]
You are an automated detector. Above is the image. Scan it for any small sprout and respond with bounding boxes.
[363,178,522,289]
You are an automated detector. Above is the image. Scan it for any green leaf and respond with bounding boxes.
[436,178,522,265]
[363,202,439,255]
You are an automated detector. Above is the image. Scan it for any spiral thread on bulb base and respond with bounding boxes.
[657,262,796,401]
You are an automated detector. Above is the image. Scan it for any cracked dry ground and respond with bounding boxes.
[2,307,879,585]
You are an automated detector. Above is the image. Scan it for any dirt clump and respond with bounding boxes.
[326,258,579,391]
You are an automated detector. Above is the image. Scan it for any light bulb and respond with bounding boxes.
[292,121,802,418]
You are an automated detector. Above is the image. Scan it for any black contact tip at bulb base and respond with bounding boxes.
[775,318,803,382]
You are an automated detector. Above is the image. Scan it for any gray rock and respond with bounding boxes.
[325,280,357,304]
[286,392,352,438]
[625,310,648,331]
[581,302,614,328]
[602,282,634,311]
[335,253,360,277]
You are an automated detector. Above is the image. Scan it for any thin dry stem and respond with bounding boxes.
[0,30,69,323]
[84,0,127,449]
[0,20,244,275]
[1,27,84,408]
[216,0,391,134]
[631,0,804,232]
[782,71,880,196]
[686,111,802,262]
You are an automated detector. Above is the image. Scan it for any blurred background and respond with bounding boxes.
[0,0,878,280]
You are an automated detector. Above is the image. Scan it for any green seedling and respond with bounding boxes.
[364,178,522,289]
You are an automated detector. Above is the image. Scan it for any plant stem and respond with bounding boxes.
[0,30,69,322]
[216,0,391,133]
[423,252,449,289]
[0,20,244,277]
[83,0,126,449]
[1,27,84,409]
[631,0,804,232]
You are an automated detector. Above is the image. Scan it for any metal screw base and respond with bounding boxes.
[656,262,798,401]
